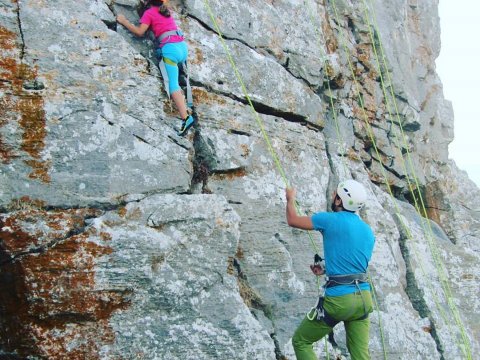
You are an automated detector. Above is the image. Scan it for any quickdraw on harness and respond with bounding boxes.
[155,29,194,109]
[306,272,370,328]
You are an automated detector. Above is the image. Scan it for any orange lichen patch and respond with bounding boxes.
[19,89,49,180]
[424,182,444,224]
[23,235,115,314]
[117,206,127,218]
[0,26,16,50]
[321,7,337,54]
[0,216,37,255]
[237,275,263,310]
[323,62,337,79]
[0,209,130,358]
[210,167,247,181]
[162,99,177,116]
[18,96,47,157]
[325,36,338,54]
[7,196,47,211]
[422,326,432,333]
[366,71,378,83]
[115,206,143,222]
[235,246,244,260]
[240,143,250,158]
[0,137,13,163]
[353,63,364,77]
[31,319,116,360]
[330,73,346,89]
[352,103,375,124]
[126,206,143,220]
[355,47,379,81]
[420,84,440,111]
[192,87,226,106]
[407,6,421,36]
[190,47,204,65]
[350,77,377,122]
[25,159,51,182]
[0,42,17,162]
[226,256,235,275]
[0,26,49,181]
[99,231,112,242]
[415,46,432,67]
[368,171,384,185]
[347,148,361,161]
[0,208,102,255]
[355,44,371,65]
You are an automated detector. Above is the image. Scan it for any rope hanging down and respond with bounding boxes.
[302,1,388,358]
[201,0,323,258]
[358,0,461,352]
[328,0,472,357]
[329,0,455,347]
[359,0,472,357]
[200,1,470,358]
[323,0,456,356]
[360,1,471,356]
[202,1,389,358]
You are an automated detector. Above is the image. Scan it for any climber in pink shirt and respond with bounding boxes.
[117,0,195,136]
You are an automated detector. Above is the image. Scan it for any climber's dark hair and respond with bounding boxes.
[150,0,171,17]
[138,0,171,17]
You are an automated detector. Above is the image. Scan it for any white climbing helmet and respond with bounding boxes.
[336,180,367,212]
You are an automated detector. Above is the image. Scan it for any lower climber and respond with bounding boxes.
[285,180,375,360]
[116,0,195,136]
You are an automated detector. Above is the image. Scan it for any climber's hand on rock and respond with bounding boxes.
[116,14,127,26]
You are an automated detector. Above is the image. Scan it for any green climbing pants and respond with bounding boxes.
[292,290,373,360]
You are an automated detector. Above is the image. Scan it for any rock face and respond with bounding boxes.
[0,0,478,359]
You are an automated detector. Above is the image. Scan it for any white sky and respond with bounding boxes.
[436,1,480,187]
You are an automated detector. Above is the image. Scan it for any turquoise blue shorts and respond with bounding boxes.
[156,41,188,94]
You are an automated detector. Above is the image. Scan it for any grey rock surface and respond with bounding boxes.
[0,0,478,359]
[95,194,276,360]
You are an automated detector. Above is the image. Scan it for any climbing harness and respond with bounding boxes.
[155,29,184,48]
[307,296,339,327]
[155,29,194,109]
[325,273,368,288]
[306,273,370,327]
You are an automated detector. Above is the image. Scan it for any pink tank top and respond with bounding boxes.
[140,7,184,44]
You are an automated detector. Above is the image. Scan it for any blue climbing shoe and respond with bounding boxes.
[177,115,195,136]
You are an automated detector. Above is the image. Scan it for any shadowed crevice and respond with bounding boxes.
[396,227,445,359]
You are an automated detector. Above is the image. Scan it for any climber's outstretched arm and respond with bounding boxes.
[286,188,313,230]
[116,14,149,37]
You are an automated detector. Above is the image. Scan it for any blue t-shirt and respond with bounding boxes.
[311,211,375,296]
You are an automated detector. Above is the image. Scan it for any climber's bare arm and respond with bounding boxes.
[116,14,149,37]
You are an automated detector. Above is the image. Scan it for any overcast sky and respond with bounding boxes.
[436,1,480,187]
